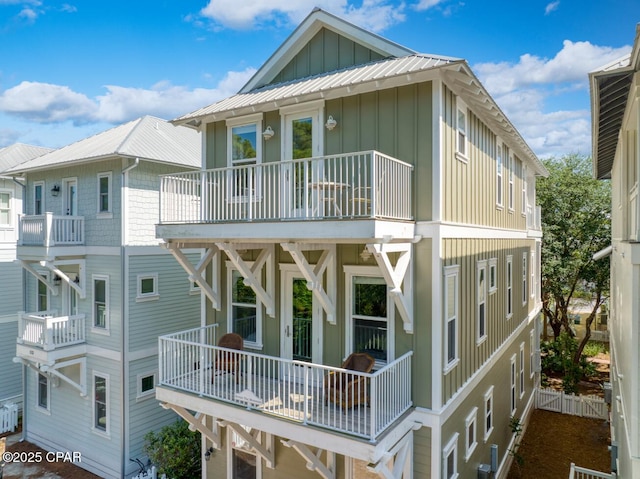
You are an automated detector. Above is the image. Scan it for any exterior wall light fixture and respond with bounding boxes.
[262,126,275,140]
[325,115,337,131]
[51,185,60,196]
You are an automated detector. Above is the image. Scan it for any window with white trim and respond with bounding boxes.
[510,354,517,414]
[34,181,44,215]
[522,252,528,306]
[227,114,262,201]
[477,261,487,343]
[97,172,112,214]
[37,273,49,311]
[0,191,11,226]
[484,386,494,441]
[37,373,49,411]
[519,342,525,398]
[456,101,468,159]
[228,425,262,479]
[508,156,515,210]
[228,266,262,349]
[351,274,391,367]
[137,372,156,399]
[465,407,478,461]
[443,433,459,479]
[444,265,459,370]
[522,164,528,215]
[496,145,503,207]
[488,258,497,294]
[530,250,536,299]
[136,273,159,301]
[93,275,109,330]
[506,255,513,319]
[93,373,109,435]
[530,329,536,378]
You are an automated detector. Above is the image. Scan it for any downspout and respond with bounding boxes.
[10,176,28,441]
[121,157,139,478]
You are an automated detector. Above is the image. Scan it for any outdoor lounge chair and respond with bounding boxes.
[324,352,375,409]
[213,333,243,384]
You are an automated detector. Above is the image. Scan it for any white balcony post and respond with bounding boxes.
[43,317,54,351]
[369,373,377,440]
[44,212,54,247]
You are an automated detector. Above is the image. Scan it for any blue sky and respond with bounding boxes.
[0,0,638,158]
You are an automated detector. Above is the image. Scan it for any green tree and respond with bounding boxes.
[537,154,610,363]
[143,420,201,479]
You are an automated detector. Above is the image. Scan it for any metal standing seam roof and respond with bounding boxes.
[174,54,459,122]
[0,143,53,174]
[4,115,201,174]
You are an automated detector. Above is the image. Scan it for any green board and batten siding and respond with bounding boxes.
[268,28,386,87]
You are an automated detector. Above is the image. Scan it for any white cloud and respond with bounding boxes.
[0,81,97,124]
[414,0,447,11]
[474,40,632,157]
[199,0,404,33]
[545,1,559,15]
[0,68,257,126]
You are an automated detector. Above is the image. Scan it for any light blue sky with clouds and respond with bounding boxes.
[0,0,638,158]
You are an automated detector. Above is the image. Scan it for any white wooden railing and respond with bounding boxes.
[18,213,85,246]
[0,403,18,434]
[158,326,412,441]
[569,463,615,479]
[159,150,413,224]
[17,311,86,351]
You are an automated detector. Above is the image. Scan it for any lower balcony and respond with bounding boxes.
[16,311,86,363]
[157,326,412,442]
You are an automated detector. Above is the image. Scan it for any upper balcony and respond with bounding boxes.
[156,151,415,243]
[156,326,413,443]
[526,204,542,233]
[16,310,87,364]
[17,213,85,259]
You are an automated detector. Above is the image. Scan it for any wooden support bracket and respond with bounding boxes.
[281,440,335,479]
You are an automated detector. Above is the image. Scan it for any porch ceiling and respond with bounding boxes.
[156,219,416,245]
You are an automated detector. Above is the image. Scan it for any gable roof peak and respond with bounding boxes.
[240,8,415,93]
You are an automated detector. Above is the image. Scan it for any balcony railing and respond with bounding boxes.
[159,150,413,224]
[568,463,615,479]
[158,326,412,441]
[17,311,86,351]
[18,213,85,246]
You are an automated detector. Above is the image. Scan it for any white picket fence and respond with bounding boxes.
[0,403,18,434]
[131,466,157,479]
[569,463,615,478]
[536,388,608,419]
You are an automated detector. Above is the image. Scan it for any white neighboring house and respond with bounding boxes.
[0,143,52,410]
[4,116,203,479]
[591,24,640,479]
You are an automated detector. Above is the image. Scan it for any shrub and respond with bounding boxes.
[144,420,200,479]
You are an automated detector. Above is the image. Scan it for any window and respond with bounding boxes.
[136,273,159,301]
[352,275,390,366]
[93,276,109,330]
[37,373,49,410]
[510,354,517,414]
[519,342,525,398]
[488,258,497,294]
[496,145,503,207]
[465,408,478,461]
[0,191,11,226]
[508,155,515,210]
[227,425,262,479]
[97,172,111,214]
[530,329,536,378]
[443,433,459,479]
[37,274,49,311]
[444,266,460,370]
[522,165,528,215]
[506,255,513,319]
[484,386,494,441]
[93,373,109,434]
[227,114,262,200]
[228,266,261,349]
[34,182,44,215]
[522,252,528,306]
[477,261,487,343]
[137,372,156,399]
[456,103,467,159]
[531,250,536,299]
